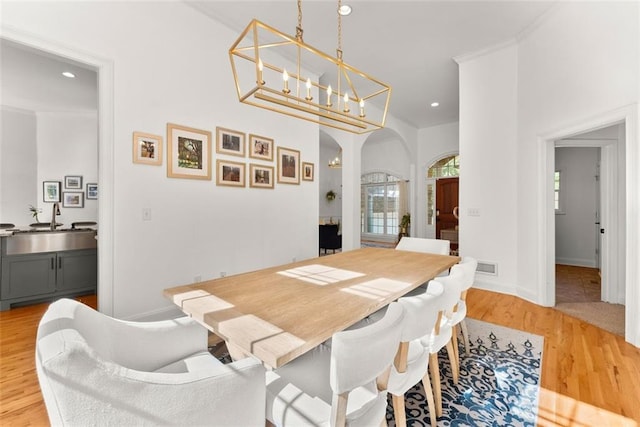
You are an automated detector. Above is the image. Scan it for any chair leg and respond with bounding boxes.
[391,393,407,427]
[422,371,438,427]
[451,325,460,363]
[460,319,470,356]
[429,352,443,417]
[445,340,459,385]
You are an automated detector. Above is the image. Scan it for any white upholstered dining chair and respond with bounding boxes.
[395,237,452,295]
[387,282,445,427]
[265,303,405,427]
[447,257,478,361]
[35,298,266,426]
[420,271,464,417]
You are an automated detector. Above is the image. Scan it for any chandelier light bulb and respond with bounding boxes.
[359,99,365,118]
[305,78,313,101]
[282,69,290,94]
[257,59,264,85]
[326,85,333,107]
[343,93,350,113]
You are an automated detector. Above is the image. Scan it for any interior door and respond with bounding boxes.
[436,178,459,244]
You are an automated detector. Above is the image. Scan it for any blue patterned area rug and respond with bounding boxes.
[386,318,544,426]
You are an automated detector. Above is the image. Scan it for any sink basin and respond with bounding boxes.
[3,229,97,255]
[29,222,63,229]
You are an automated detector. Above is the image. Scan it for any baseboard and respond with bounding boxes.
[555,257,597,268]
[124,305,185,322]
[473,278,517,297]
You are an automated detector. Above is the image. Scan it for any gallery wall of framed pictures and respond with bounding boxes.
[41,175,97,210]
[132,123,316,190]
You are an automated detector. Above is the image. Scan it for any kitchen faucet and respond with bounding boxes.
[51,202,60,230]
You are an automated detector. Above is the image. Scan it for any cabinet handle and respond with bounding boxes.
[58,258,62,269]
[51,258,54,270]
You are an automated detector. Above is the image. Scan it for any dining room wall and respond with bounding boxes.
[1,1,319,320]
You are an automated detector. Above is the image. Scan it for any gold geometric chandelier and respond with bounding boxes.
[229,0,391,134]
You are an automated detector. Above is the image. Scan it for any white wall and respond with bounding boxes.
[362,136,411,179]
[36,112,98,226]
[458,42,519,295]
[0,107,37,225]
[457,1,639,345]
[555,147,599,267]
[1,1,319,319]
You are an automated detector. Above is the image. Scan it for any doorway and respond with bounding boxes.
[2,28,116,316]
[436,178,459,252]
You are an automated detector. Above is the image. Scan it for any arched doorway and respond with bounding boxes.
[426,154,459,253]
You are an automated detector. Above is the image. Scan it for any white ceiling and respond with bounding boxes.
[186,0,556,129]
[0,39,98,113]
[0,1,556,128]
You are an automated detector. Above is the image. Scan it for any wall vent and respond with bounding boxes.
[477,261,498,276]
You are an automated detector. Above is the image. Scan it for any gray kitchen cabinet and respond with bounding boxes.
[0,249,97,310]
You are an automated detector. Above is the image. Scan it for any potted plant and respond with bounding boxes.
[29,205,40,223]
[326,190,336,202]
[400,213,410,235]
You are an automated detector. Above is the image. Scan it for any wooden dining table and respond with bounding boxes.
[164,247,459,369]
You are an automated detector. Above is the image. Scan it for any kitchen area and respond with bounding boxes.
[0,39,98,310]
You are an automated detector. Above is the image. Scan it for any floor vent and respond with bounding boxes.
[477,261,498,275]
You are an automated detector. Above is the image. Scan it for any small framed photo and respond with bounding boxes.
[277,147,300,185]
[216,127,246,157]
[43,181,61,203]
[216,159,246,187]
[65,175,82,189]
[167,123,212,180]
[302,162,314,181]
[86,183,98,200]
[249,164,274,189]
[133,131,163,165]
[248,134,274,161]
[62,191,84,208]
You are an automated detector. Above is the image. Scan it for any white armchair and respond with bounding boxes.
[35,298,266,426]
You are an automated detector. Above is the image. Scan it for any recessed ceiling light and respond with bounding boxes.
[430,102,440,107]
[62,71,76,78]
[338,5,352,16]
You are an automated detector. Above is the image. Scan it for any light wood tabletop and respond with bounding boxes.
[164,247,459,368]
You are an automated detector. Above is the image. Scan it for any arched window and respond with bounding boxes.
[428,155,459,178]
[361,172,406,238]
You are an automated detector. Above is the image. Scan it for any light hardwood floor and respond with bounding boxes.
[1,291,639,426]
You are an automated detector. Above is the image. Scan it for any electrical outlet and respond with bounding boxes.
[142,208,152,221]
[220,272,226,278]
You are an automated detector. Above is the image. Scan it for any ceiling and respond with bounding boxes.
[0,1,556,129]
[0,39,98,113]
[186,0,556,129]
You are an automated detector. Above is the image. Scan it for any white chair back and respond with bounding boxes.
[451,257,478,292]
[396,236,450,255]
[397,283,445,342]
[330,302,405,395]
[434,270,465,314]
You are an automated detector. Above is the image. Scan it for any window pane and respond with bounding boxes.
[426,183,435,226]
[366,185,385,234]
[386,183,398,234]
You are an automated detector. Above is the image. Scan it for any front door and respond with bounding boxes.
[436,178,459,248]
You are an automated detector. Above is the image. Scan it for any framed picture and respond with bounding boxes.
[216,159,246,187]
[249,164,274,189]
[216,127,246,157]
[167,123,212,180]
[248,134,274,161]
[43,181,61,203]
[302,162,314,181]
[277,147,300,185]
[86,183,98,200]
[62,191,84,208]
[133,131,163,165]
[65,175,82,189]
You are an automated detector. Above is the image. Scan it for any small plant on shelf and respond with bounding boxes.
[29,205,40,223]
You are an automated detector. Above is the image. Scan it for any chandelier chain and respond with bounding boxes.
[296,0,303,41]
[337,0,343,60]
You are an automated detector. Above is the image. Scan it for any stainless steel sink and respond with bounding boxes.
[3,230,97,255]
